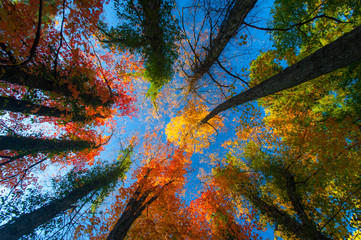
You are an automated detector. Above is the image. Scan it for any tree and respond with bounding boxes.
[0,95,104,122]
[0,0,137,188]
[0,0,136,122]
[211,9,361,234]
[188,180,261,240]
[70,132,193,240]
[183,0,257,92]
[0,136,95,155]
[201,24,361,124]
[0,146,133,240]
[214,129,361,239]
[100,0,179,99]
[165,102,224,153]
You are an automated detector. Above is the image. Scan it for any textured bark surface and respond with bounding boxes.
[249,193,331,240]
[0,164,126,240]
[140,0,162,55]
[0,95,104,122]
[201,25,361,124]
[0,136,93,152]
[106,189,159,240]
[188,0,257,87]
[106,178,172,240]
[0,95,66,117]
[0,66,112,107]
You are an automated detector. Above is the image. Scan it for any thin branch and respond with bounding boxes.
[217,59,249,86]
[0,152,33,167]
[19,0,43,66]
[244,14,347,32]
[53,0,66,75]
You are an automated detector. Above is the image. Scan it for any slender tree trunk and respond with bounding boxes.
[0,66,113,107]
[0,95,104,122]
[0,162,129,240]
[244,167,331,239]
[140,0,162,55]
[248,193,331,240]
[106,189,159,240]
[0,95,66,117]
[0,136,93,152]
[106,180,172,240]
[188,0,257,87]
[201,25,361,124]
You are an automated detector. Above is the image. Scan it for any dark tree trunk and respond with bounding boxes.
[106,189,159,240]
[201,25,361,124]
[0,162,129,240]
[0,95,104,122]
[0,136,93,153]
[248,193,331,240]
[188,0,257,87]
[106,179,172,240]
[0,66,113,107]
[139,0,162,55]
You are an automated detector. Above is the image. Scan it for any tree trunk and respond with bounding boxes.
[0,95,104,122]
[0,66,113,107]
[140,0,162,55]
[201,25,361,124]
[248,193,331,240]
[188,0,257,88]
[0,161,130,240]
[106,180,172,240]
[0,136,93,153]
[106,189,159,240]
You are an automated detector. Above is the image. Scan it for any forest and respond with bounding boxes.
[0,0,361,239]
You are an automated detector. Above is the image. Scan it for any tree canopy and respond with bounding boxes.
[1,0,361,239]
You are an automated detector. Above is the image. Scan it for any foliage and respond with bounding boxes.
[270,0,361,54]
[211,1,361,237]
[1,0,361,239]
[165,102,224,153]
[101,0,180,100]
[0,0,137,190]
[0,146,133,239]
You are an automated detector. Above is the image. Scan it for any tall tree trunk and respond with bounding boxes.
[139,0,162,56]
[187,0,257,88]
[201,25,361,124]
[0,66,113,107]
[106,180,172,240]
[248,193,331,240]
[0,95,104,122]
[0,155,131,240]
[106,188,159,240]
[0,136,93,153]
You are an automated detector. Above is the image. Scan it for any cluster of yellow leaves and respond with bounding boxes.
[165,103,224,153]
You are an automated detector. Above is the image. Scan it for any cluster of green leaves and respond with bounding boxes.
[101,0,180,100]
[270,0,361,54]
[53,145,133,210]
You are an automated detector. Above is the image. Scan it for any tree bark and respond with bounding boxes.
[0,95,104,122]
[0,66,113,107]
[106,188,159,240]
[106,180,172,240]
[139,0,162,55]
[248,193,331,240]
[201,25,361,124]
[0,162,129,240]
[0,136,93,153]
[187,0,257,88]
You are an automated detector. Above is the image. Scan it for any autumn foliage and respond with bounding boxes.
[1,0,361,239]
[0,0,137,190]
